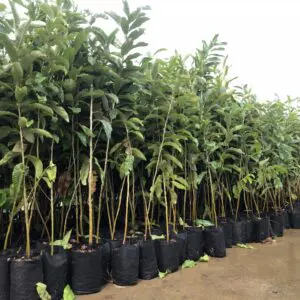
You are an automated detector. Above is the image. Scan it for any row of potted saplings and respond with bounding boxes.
[1,209,300,300]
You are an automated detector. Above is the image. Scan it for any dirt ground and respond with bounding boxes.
[79,229,300,300]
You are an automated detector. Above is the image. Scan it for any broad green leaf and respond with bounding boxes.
[151,234,165,240]
[63,285,75,300]
[32,103,54,116]
[74,30,89,54]
[11,62,23,84]
[182,260,197,269]
[132,148,146,160]
[26,155,43,180]
[0,111,18,118]
[46,162,57,183]
[31,129,52,139]
[100,119,112,140]
[76,131,87,147]
[0,33,17,61]
[15,86,27,102]
[120,154,134,178]
[0,126,13,139]
[163,153,183,169]
[199,254,209,262]
[53,106,69,122]
[62,229,72,245]
[36,283,51,300]
[195,219,214,227]
[236,243,254,249]
[80,157,89,186]
[0,3,6,12]
[172,181,186,190]
[129,16,149,31]
[79,124,95,138]
[163,141,182,153]
[94,157,104,183]
[159,270,169,279]
[11,163,24,199]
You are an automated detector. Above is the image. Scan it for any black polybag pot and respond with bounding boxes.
[243,219,254,242]
[101,241,111,284]
[204,227,226,258]
[270,214,284,237]
[173,232,187,264]
[10,256,43,300]
[112,244,139,286]
[284,210,291,229]
[231,221,243,245]
[219,221,233,248]
[154,239,179,273]
[139,240,158,280]
[0,252,9,300]
[186,227,204,261]
[71,246,102,295]
[42,247,68,300]
[290,210,300,229]
[253,216,270,242]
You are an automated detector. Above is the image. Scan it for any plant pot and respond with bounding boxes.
[270,214,284,237]
[173,232,187,264]
[243,218,254,242]
[204,227,226,258]
[139,240,158,280]
[112,244,139,286]
[231,221,243,245]
[101,241,111,284]
[154,239,179,273]
[284,210,291,229]
[10,255,43,300]
[42,246,68,300]
[219,221,233,248]
[253,216,270,242]
[0,252,9,300]
[71,246,102,295]
[290,210,300,229]
[185,227,204,261]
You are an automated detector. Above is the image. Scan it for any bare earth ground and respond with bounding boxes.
[79,229,300,300]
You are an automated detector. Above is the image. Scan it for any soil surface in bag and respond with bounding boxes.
[71,246,102,295]
[112,244,139,286]
[219,221,233,248]
[290,210,300,229]
[253,216,270,242]
[0,252,9,300]
[154,239,179,273]
[185,227,204,261]
[204,227,226,258]
[284,210,291,229]
[173,232,187,264]
[270,214,285,237]
[139,240,158,280]
[42,247,68,300]
[10,256,43,300]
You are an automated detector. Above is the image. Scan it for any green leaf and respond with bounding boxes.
[63,285,75,300]
[76,131,87,147]
[182,260,197,269]
[0,126,13,139]
[0,111,18,118]
[11,163,24,199]
[62,229,72,246]
[195,219,214,227]
[119,154,134,178]
[79,124,95,138]
[31,129,53,139]
[18,117,33,128]
[53,106,69,123]
[80,157,89,186]
[236,243,254,249]
[32,103,54,116]
[163,153,183,169]
[23,129,35,143]
[74,30,89,54]
[94,157,105,183]
[100,119,112,140]
[15,86,27,102]
[0,33,18,61]
[159,270,169,279]
[46,162,57,183]
[132,148,146,160]
[0,152,14,168]
[11,62,23,84]
[199,254,209,262]
[26,155,43,180]
[129,16,149,31]
[163,141,182,153]
[151,234,165,240]
[36,283,51,300]
[0,3,6,12]
[172,181,186,190]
